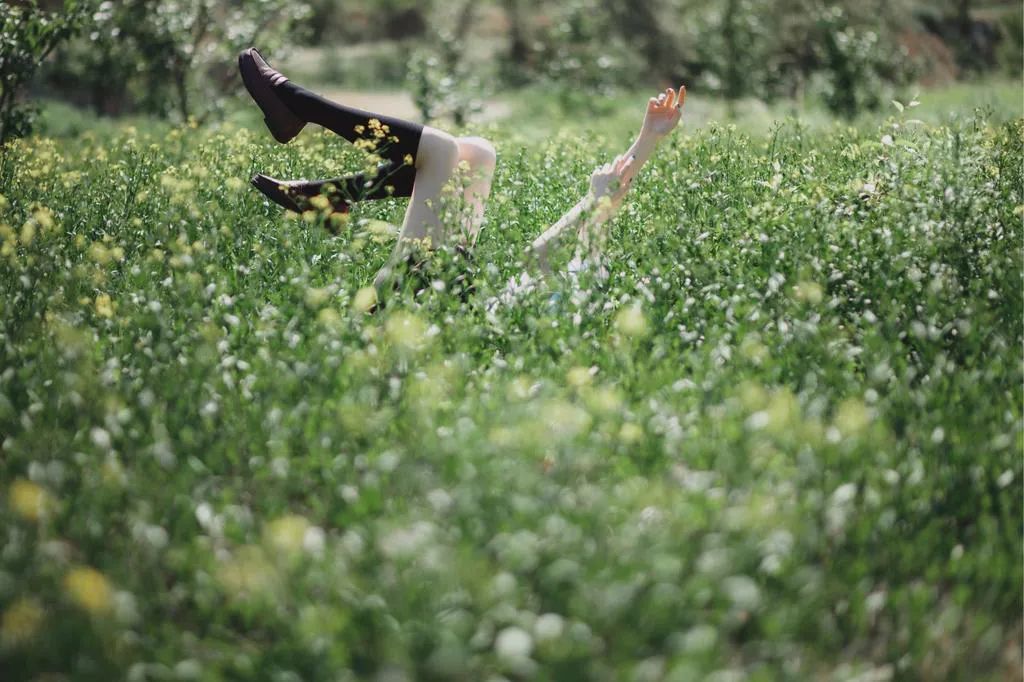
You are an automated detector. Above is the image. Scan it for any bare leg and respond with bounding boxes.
[454,136,497,244]
[373,127,460,289]
[371,131,497,290]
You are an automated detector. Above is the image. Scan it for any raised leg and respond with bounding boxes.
[373,127,461,289]
[454,136,497,244]
[241,48,423,200]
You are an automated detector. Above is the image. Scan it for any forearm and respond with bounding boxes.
[529,194,596,273]
[626,131,661,169]
[528,138,662,272]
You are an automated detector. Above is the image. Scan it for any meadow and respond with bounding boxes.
[0,86,1021,680]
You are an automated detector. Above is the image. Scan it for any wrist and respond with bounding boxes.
[632,133,661,158]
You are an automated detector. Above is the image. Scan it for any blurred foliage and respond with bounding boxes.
[0,0,90,142]
[303,0,431,44]
[495,0,919,118]
[0,92,1021,679]
[407,2,485,126]
[301,0,1019,118]
[41,0,311,121]
[0,0,1017,130]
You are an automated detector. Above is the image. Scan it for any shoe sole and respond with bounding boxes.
[251,174,303,213]
[238,48,304,144]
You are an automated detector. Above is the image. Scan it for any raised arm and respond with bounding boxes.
[527,85,686,275]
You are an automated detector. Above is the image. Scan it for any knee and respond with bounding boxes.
[457,136,497,172]
[418,128,460,173]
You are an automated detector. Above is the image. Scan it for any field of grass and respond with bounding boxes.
[1,85,1022,680]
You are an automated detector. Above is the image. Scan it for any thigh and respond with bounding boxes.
[455,136,497,176]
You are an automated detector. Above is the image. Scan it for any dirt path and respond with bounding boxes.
[317,89,511,125]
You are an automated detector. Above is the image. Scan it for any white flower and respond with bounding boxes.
[495,626,533,660]
[534,613,565,641]
[90,427,112,450]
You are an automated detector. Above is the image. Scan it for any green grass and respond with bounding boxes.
[1,85,1022,680]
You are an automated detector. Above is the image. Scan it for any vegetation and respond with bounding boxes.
[0,0,89,143]
[40,0,310,121]
[0,0,1014,139]
[0,88,1020,678]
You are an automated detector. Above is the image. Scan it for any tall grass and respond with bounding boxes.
[0,89,1021,679]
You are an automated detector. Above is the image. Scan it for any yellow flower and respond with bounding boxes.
[9,479,53,522]
[318,307,341,328]
[217,545,277,597]
[1,597,45,646]
[566,366,593,388]
[305,286,331,308]
[619,422,644,444]
[615,304,648,338]
[352,286,378,313]
[263,515,310,555]
[88,242,113,265]
[328,212,350,232]
[385,311,429,352]
[32,208,55,232]
[64,567,113,615]
[309,195,331,211]
[225,177,244,192]
[793,281,823,305]
[19,221,35,246]
[353,125,365,134]
[94,294,114,318]
[404,154,414,166]
[835,398,871,436]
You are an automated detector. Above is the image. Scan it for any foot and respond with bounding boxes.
[238,47,305,144]
[251,174,352,216]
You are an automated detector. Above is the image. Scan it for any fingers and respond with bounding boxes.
[648,86,688,112]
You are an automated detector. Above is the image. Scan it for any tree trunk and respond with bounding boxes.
[723,0,741,116]
[505,0,528,64]
[455,0,477,42]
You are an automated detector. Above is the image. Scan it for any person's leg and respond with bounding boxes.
[397,127,462,245]
[372,127,462,289]
[251,158,416,214]
[240,48,422,199]
[454,136,497,244]
[273,82,422,178]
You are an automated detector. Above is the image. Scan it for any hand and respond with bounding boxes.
[640,85,685,139]
[589,153,636,205]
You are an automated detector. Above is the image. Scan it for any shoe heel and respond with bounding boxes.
[265,117,294,144]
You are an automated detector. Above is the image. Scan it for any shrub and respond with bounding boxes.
[44,0,311,121]
[0,0,89,143]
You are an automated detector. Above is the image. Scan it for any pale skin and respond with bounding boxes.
[374,85,686,291]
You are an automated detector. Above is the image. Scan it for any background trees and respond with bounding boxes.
[0,1,90,143]
[1,0,1019,139]
[42,0,311,121]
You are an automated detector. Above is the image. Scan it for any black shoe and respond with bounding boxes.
[251,173,355,216]
[251,173,304,212]
[238,47,305,144]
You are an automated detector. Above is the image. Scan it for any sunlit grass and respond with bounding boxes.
[1,87,1022,680]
